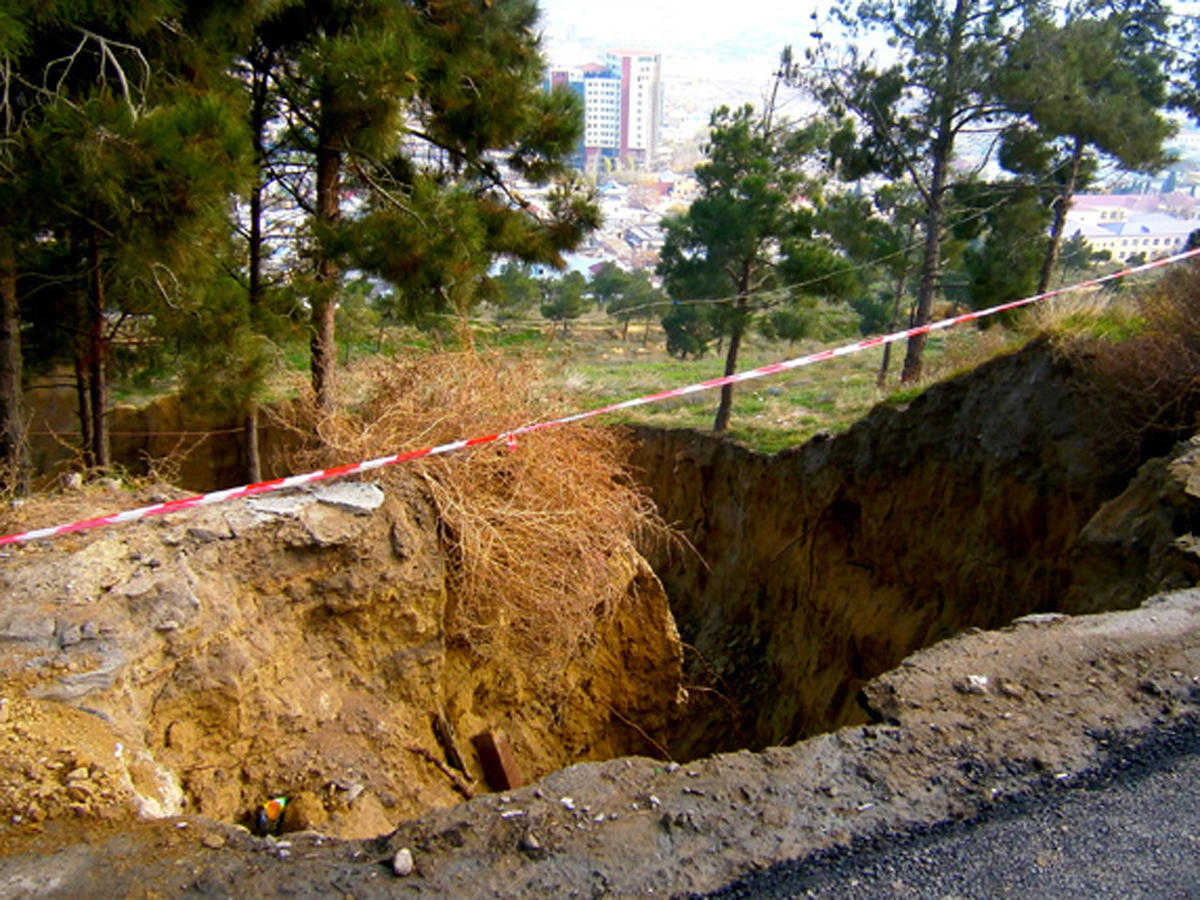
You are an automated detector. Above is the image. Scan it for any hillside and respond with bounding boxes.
[3,336,1200,897]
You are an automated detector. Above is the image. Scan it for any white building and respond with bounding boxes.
[602,49,663,167]
[580,64,621,153]
[546,50,663,171]
[1064,193,1199,261]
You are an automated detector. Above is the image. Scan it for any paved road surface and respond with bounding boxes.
[704,727,1200,899]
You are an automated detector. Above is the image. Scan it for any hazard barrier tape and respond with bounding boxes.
[2,246,1198,548]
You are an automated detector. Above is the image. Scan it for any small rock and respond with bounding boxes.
[0,697,8,724]
[202,833,227,850]
[997,679,1026,699]
[560,796,576,811]
[281,790,328,833]
[392,847,415,876]
[314,482,386,514]
[518,832,542,853]
[955,674,989,695]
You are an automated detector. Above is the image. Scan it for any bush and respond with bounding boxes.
[1063,261,1200,464]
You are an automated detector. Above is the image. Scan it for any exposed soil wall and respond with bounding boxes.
[0,478,683,837]
[628,340,1183,760]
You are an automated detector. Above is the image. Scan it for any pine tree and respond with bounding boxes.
[14,2,251,469]
[812,0,1040,382]
[994,5,1173,290]
[658,102,851,432]
[258,0,596,407]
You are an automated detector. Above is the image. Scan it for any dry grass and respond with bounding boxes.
[1057,262,1200,465]
[278,347,669,678]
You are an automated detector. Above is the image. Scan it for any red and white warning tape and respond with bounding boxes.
[2,247,1197,548]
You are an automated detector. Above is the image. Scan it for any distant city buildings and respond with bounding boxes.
[546,49,663,171]
[1065,193,1200,261]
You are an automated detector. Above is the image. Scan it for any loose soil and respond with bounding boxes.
[5,591,1200,898]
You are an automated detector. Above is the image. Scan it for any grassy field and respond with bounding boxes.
[108,279,1147,459]
[447,312,1028,454]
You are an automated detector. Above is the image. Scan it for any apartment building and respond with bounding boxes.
[546,49,663,171]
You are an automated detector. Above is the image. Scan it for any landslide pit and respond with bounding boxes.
[630,338,1200,760]
[4,337,1200,848]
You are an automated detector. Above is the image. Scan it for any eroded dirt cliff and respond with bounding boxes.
[629,339,1200,759]
[0,476,682,838]
[7,335,1200,898]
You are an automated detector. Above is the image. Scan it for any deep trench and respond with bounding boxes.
[627,339,1195,762]
[79,338,1199,779]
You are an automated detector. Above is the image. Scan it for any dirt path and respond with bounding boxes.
[5,588,1200,899]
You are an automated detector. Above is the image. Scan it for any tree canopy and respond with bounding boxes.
[0,0,595,483]
[657,100,853,431]
[812,0,1042,382]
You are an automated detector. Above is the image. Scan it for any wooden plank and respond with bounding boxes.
[472,729,525,791]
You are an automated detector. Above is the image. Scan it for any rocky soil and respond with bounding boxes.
[0,477,683,842]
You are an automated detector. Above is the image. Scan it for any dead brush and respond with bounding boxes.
[278,348,669,680]
[1059,262,1200,465]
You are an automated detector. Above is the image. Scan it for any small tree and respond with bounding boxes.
[658,101,851,432]
[489,261,542,326]
[994,6,1174,293]
[819,185,923,384]
[540,271,589,337]
[608,270,665,343]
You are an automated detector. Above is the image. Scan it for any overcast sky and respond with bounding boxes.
[535,0,824,72]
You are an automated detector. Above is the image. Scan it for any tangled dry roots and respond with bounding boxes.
[282,349,667,677]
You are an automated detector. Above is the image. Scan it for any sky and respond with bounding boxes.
[535,0,825,76]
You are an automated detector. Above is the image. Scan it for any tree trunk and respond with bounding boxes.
[87,229,109,470]
[248,48,272,316]
[75,356,92,466]
[311,119,342,409]
[248,149,265,314]
[245,405,261,484]
[900,157,947,385]
[877,255,912,388]
[0,228,28,494]
[900,0,968,385]
[1037,135,1085,296]
[713,296,747,433]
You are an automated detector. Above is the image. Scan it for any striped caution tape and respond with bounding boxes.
[2,246,1197,548]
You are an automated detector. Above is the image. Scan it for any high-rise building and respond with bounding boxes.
[602,50,662,167]
[546,49,663,172]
